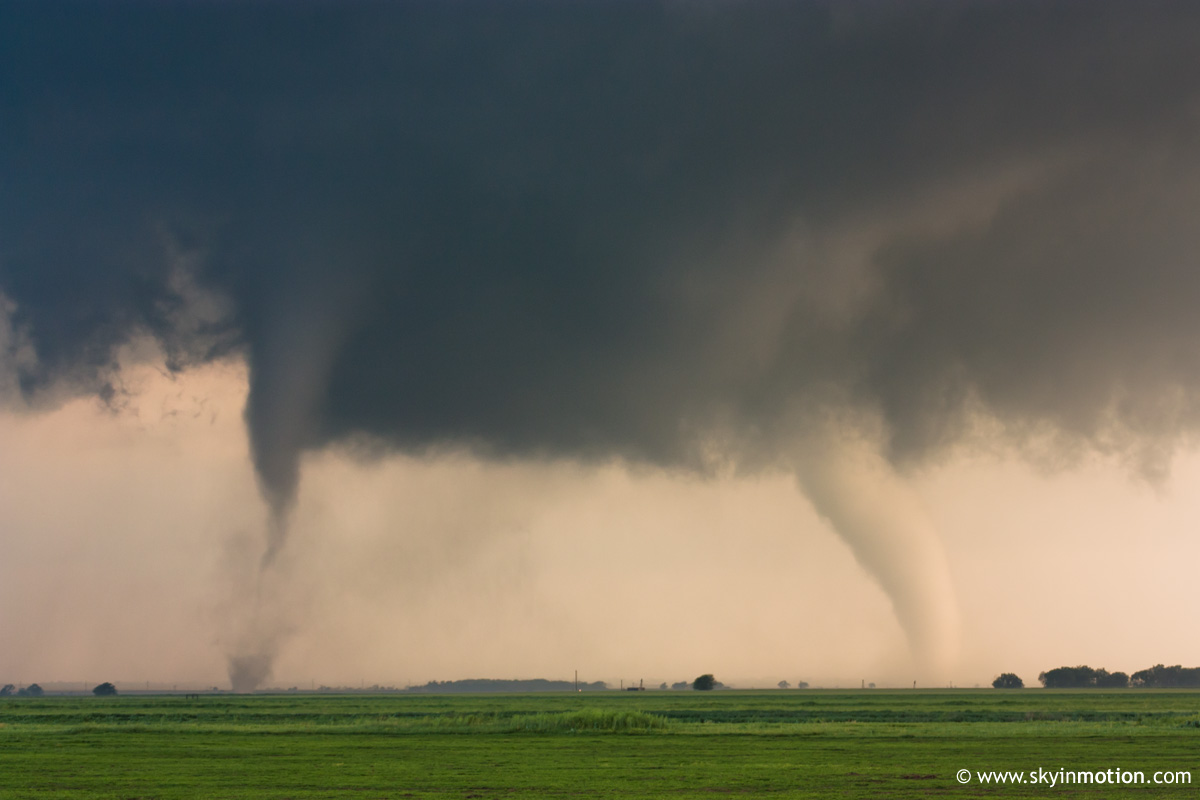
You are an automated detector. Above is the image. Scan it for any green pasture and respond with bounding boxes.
[3,690,1199,798]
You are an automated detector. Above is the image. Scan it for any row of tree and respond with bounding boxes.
[1126,664,1200,688]
[1,683,117,697]
[405,679,605,693]
[1038,666,1130,688]
[992,665,1200,689]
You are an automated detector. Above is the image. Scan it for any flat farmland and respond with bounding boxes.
[3,690,1200,798]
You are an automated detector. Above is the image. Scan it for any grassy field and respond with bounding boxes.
[3,690,1200,798]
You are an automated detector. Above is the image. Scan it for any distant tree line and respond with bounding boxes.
[1039,666,1129,688]
[1,683,120,697]
[1129,664,1200,688]
[406,678,608,693]
[1033,664,1200,688]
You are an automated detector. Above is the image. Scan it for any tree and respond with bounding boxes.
[0,684,13,696]
[671,681,689,690]
[1039,666,1099,688]
[795,680,809,689]
[93,682,118,696]
[658,682,668,690]
[18,683,44,697]
[1131,664,1200,688]
[778,680,790,689]
[992,673,1024,689]
[693,674,716,691]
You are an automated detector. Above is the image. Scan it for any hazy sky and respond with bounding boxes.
[5,357,1200,689]
[4,1,1200,690]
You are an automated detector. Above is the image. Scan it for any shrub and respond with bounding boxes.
[992,673,1024,689]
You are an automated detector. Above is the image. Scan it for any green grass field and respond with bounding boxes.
[3,690,1199,798]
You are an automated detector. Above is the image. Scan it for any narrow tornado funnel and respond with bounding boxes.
[792,428,960,675]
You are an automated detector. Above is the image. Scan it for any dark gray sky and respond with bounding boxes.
[7,1,1200,479]
[4,1,1200,688]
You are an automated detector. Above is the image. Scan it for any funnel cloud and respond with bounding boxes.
[5,1,1200,686]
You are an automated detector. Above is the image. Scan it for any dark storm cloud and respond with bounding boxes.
[4,0,1200,498]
